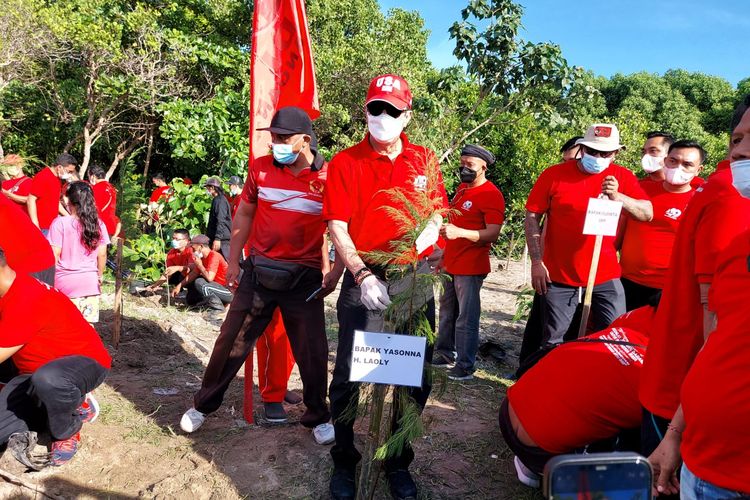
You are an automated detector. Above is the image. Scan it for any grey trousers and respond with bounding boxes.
[435,274,486,372]
[541,279,626,345]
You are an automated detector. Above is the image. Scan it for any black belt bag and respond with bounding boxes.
[251,255,306,291]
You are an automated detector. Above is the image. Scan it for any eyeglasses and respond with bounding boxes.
[366,101,403,118]
[583,146,617,159]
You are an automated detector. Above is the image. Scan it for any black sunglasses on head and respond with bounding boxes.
[366,101,403,118]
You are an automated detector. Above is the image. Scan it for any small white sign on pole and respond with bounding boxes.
[582,197,623,236]
[349,330,427,388]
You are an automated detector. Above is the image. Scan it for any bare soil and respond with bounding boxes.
[0,259,544,500]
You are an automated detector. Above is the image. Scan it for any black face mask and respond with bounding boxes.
[459,167,478,184]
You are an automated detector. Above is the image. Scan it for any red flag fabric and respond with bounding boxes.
[249,0,319,166]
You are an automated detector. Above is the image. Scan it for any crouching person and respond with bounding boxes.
[0,246,110,468]
[499,300,656,488]
[171,234,233,311]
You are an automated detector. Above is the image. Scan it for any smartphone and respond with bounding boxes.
[544,452,653,500]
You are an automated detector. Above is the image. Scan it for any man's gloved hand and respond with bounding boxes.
[360,275,391,311]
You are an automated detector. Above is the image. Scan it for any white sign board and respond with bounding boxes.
[582,197,623,236]
[349,330,427,387]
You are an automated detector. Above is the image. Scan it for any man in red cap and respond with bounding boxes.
[525,124,652,347]
[324,74,448,500]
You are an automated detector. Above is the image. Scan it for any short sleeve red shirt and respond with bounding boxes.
[2,176,32,214]
[166,247,194,268]
[323,134,449,262]
[92,181,118,236]
[525,160,647,287]
[0,274,111,374]
[508,308,653,454]
[680,230,750,493]
[0,194,55,274]
[442,181,505,275]
[202,250,228,286]
[241,154,327,269]
[29,167,63,230]
[639,166,750,419]
[620,180,696,289]
[149,185,171,203]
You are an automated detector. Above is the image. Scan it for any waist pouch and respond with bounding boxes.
[251,255,306,291]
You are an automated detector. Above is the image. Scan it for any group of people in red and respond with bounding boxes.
[500,94,750,499]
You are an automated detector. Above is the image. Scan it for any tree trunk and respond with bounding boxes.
[79,126,93,178]
[105,131,147,181]
[141,124,155,185]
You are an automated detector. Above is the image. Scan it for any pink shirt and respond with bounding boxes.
[47,215,109,298]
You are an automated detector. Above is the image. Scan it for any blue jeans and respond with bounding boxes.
[681,464,747,500]
[436,274,486,372]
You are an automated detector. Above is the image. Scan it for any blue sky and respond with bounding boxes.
[378,0,747,86]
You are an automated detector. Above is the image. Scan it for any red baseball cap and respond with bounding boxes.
[365,74,413,110]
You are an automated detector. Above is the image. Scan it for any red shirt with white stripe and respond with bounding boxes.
[2,176,32,214]
[323,133,449,261]
[241,153,327,269]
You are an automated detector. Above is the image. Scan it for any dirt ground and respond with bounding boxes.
[0,259,545,500]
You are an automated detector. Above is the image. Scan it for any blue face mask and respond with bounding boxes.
[272,137,303,165]
[580,153,612,174]
[731,159,750,199]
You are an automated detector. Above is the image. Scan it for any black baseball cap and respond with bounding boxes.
[257,106,314,136]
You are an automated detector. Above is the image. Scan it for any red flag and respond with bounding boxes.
[248,0,319,166]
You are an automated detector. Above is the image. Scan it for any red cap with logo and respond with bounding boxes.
[365,74,413,110]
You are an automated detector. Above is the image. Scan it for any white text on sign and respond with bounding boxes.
[349,331,427,387]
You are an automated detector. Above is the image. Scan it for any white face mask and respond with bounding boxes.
[580,153,612,174]
[230,186,241,196]
[664,166,695,186]
[730,159,750,199]
[641,154,664,174]
[367,113,405,143]
[194,250,204,259]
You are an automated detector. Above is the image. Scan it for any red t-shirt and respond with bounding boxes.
[29,167,63,230]
[0,194,55,274]
[323,134,449,262]
[241,154,328,269]
[166,247,194,268]
[2,176,32,214]
[443,181,505,275]
[681,229,750,493]
[0,274,111,374]
[149,185,171,203]
[508,305,653,454]
[229,195,241,217]
[525,160,647,287]
[202,249,228,286]
[620,180,696,288]
[639,165,750,419]
[92,181,118,236]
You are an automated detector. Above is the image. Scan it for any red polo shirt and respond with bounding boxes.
[0,194,55,274]
[166,247,194,268]
[2,176,32,214]
[508,305,653,454]
[620,179,696,289]
[639,162,750,419]
[29,167,63,230]
[681,229,750,493]
[443,181,505,275]
[241,153,327,269]
[323,133,449,262]
[525,160,647,287]
[0,274,111,374]
[92,181,118,236]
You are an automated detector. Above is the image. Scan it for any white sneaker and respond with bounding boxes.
[514,456,541,488]
[313,422,335,445]
[180,408,206,433]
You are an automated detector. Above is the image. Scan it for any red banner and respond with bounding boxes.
[248,0,320,166]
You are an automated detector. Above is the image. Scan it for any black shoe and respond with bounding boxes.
[387,469,418,500]
[263,402,288,423]
[284,390,303,405]
[430,352,454,368]
[330,467,356,500]
[446,366,474,381]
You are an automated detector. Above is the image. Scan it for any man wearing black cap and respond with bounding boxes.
[227,175,244,217]
[433,145,505,380]
[204,177,233,262]
[180,107,342,446]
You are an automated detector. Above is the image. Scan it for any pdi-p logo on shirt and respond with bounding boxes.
[462,200,473,210]
[413,175,427,191]
[664,207,682,220]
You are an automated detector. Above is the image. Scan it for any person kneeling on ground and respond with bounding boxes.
[144,228,194,293]
[499,297,658,488]
[0,246,111,468]
[171,234,233,312]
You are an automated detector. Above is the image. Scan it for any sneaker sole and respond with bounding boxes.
[514,456,541,488]
[86,394,100,423]
[447,374,474,381]
[264,416,289,423]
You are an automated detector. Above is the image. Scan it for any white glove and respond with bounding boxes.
[360,275,391,311]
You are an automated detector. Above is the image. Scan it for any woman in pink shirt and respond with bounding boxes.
[47,181,109,321]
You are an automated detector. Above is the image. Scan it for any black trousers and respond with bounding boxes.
[620,277,660,312]
[517,293,581,369]
[0,356,108,443]
[186,277,234,310]
[329,270,434,472]
[193,261,330,428]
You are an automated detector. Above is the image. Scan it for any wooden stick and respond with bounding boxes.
[0,467,62,499]
[112,237,124,347]
[356,384,388,500]
[578,234,603,338]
